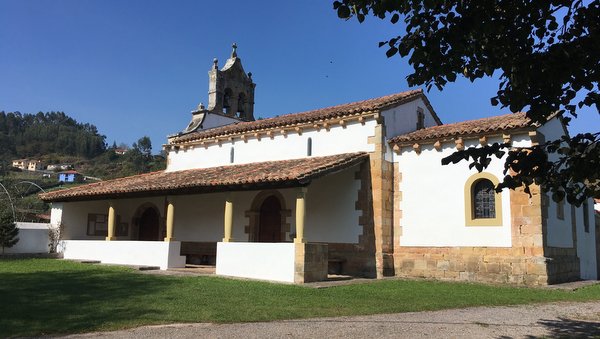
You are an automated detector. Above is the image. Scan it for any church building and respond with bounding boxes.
[41,45,598,285]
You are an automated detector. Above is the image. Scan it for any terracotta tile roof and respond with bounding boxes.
[390,112,533,145]
[171,89,435,144]
[40,152,368,202]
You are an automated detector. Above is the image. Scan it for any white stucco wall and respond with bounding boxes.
[381,97,439,139]
[50,203,63,226]
[546,198,575,248]
[166,119,377,171]
[396,134,531,247]
[60,240,186,269]
[538,117,597,279]
[201,112,242,130]
[4,222,50,254]
[575,200,598,279]
[304,165,362,243]
[216,242,296,282]
[540,117,576,248]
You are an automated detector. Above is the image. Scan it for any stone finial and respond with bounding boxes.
[198,103,205,110]
[213,58,218,69]
[231,43,237,58]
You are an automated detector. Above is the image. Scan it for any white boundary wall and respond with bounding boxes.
[216,242,295,282]
[4,222,50,254]
[60,240,186,269]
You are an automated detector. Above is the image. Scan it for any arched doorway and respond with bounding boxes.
[138,207,160,241]
[258,195,282,242]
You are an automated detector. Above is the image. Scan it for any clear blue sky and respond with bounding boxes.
[1,0,598,153]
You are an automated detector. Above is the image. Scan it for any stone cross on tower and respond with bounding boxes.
[207,43,256,121]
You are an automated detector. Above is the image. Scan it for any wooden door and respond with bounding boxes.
[139,208,159,241]
[258,196,282,242]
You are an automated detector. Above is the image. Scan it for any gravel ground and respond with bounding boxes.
[60,301,600,339]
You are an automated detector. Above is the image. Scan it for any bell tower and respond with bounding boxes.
[207,43,256,121]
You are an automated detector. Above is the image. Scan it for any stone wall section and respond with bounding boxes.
[294,243,328,283]
[366,120,395,278]
[393,183,577,286]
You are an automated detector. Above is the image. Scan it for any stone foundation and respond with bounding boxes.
[294,243,328,283]
[394,247,548,285]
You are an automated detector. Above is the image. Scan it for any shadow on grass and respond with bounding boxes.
[0,268,177,337]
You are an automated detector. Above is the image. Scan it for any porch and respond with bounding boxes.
[42,153,372,283]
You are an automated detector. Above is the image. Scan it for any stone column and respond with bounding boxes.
[106,202,116,241]
[164,199,175,242]
[294,187,307,243]
[223,194,233,242]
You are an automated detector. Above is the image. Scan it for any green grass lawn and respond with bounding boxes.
[1,259,600,337]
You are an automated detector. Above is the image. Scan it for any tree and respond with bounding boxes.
[334,0,599,205]
[0,212,19,254]
[133,136,152,159]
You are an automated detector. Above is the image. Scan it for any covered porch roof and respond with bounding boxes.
[40,152,368,202]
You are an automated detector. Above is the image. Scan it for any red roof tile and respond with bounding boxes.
[171,89,437,144]
[40,153,368,202]
[390,112,533,145]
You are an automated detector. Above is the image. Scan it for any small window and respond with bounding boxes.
[87,213,107,236]
[416,108,425,130]
[473,179,495,219]
[87,214,128,236]
[223,88,232,114]
[464,173,503,226]
[583,200,590,233]
[307,137,312,156]
[556,199,565,220]
[230,147,235,163]
[237,93,246,117]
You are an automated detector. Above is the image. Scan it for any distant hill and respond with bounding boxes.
[0,111,165,222]
[0,111,165,179]
[0,111,106,161]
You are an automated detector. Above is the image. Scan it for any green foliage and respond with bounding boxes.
[1,259,600,336]
[0,212,19,253]
[0,111,107,164]
[83,136,166,179]
[334,0,600,202]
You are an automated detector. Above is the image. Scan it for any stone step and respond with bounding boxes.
[137,266,160,271]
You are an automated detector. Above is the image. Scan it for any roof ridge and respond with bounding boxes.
[170,90,424,145]
[389,112,532,145]
[40,152,369,202]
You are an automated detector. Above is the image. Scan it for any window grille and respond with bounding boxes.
[473,179,495,218]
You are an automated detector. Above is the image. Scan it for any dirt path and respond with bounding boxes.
[62,301,600,338]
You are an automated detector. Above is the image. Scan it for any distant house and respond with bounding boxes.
[12,159,28,170]
[114,148,128,155]
[12,159,43,171]
[27,160,43,171]
[58,170,83,183]
[47,164,73,171]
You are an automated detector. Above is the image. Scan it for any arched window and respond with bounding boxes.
[223,88,232,114]
[464,172,503,226]
[237,93,246,117]
[473,179,495,218]
[307,137,312,156]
